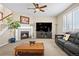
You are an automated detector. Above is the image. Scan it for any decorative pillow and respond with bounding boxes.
[63,34,70,41]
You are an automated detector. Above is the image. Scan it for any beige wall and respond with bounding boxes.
[0,29,11,47]
[0,4,12,31]
[0,4,13,47]
[0,4,12,18]
[11,12,57,38]
[56,3,79,34]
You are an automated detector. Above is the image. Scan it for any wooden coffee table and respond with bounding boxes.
[15,43,44,56]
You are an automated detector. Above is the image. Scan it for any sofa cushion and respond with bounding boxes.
[76,32,79,39]
[68,37,75,43]
[58,39,66,46]
[64,41,79,54]
[69,33,76,38]
[73,32,79,44]
[68,33,76,43]
[74,39,79,45]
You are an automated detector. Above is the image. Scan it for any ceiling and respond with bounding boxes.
[2,3,72,17]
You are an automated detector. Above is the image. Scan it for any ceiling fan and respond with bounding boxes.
[27,3,47,13]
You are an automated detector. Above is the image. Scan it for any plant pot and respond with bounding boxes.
[9,38,16,43]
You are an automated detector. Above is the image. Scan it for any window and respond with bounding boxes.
[63,7,79,32]
[73,9,79,31]
[63,12,73,32]
[66,12,73,31]
[63,15,67,32]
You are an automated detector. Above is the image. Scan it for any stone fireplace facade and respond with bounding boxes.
[16,25,33,41]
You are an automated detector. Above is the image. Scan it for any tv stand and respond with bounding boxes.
[36,31,52,39]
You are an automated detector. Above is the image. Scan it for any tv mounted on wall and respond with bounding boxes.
[36,22,52,32]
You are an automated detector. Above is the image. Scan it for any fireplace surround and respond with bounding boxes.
[16,25,33,41]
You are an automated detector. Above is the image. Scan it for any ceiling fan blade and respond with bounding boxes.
[40,10,45,12]
[27,8,35,9]
[36,4,39,7]
[40,5,47,8]
[33,3,39,8]
[33,3,36,7]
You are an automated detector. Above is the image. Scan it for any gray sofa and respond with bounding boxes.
[55,32,79,56]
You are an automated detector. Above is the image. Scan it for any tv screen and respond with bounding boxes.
[36,22,52,32]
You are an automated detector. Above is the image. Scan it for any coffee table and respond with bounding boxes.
[15,43,44,56]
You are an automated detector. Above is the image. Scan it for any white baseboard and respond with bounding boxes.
[0,42,8,47]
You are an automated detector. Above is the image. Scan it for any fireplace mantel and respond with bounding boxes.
[16,24,33,41]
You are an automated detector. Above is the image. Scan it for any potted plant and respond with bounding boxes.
[6,17,20,43]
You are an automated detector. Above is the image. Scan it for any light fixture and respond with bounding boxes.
[35,8,40,12]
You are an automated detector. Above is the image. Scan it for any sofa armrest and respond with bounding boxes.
[55,34,64,40]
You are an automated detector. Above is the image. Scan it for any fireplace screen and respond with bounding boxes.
[21,31,29,39]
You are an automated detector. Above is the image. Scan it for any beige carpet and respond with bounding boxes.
[0,39,67,56]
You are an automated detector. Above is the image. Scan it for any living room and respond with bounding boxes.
[0,3,79,56]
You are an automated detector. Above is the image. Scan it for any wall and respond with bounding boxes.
[0,4,12,19]
[0,4,12,36]
[0,28,11,47]
[0,4,13,47]
[12,12,56,39]
[57,3,79,34]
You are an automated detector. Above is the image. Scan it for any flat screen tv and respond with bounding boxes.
[36,22,52,32]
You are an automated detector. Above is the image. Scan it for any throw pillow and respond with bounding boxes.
[63,34,70,41]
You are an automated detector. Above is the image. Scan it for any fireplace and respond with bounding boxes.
[16,25,33,41]
[21,31,29,39]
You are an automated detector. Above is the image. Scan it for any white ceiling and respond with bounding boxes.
[2,3,72,17]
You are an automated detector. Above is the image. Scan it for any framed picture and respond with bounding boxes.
[20,16,29,24]
[0,12,3,21]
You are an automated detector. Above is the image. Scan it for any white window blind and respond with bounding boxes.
[73,9,79,31]
[63,7,79,32]
[63,12,73,32]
